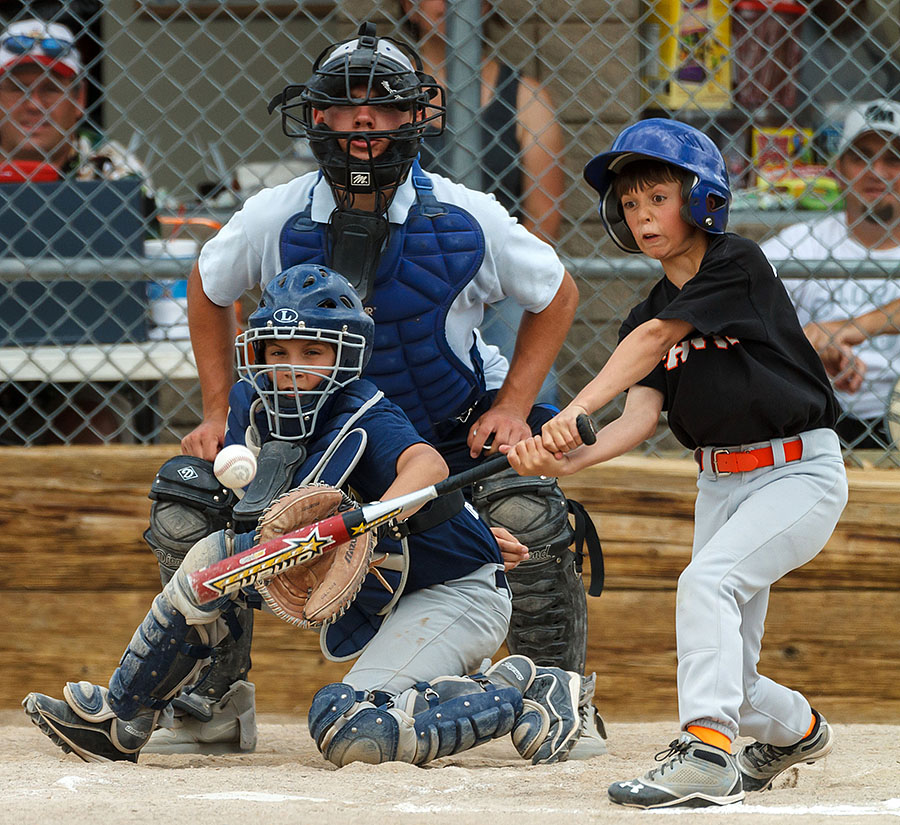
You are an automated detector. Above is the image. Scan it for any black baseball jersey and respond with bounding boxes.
[619,233,839,449]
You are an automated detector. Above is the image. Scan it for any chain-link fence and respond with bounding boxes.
[1,1,898,464]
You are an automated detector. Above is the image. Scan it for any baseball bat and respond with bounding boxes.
[188,413,597,604]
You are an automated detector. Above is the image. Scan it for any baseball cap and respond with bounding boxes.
[838,99,900,155]
[0,19,82,80]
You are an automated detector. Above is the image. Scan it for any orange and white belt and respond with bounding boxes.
[695,438,803,475]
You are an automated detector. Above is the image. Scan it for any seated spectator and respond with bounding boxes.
[0,18,152,197]
[0,18,153,445]
[762,99,900,449]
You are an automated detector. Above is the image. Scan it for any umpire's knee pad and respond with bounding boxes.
[472,468,573,559]
[144,456,237,583]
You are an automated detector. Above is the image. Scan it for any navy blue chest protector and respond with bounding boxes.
[279,163,487,441]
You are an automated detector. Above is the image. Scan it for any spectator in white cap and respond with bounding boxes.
[0,17,146,183]
[762,99,900,449]
[0,17,155,446]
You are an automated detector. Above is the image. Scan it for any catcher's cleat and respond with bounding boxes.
[144,680,257,754]
[524,665,583,764]
[22,683,155,763]
[486,655,582,765]
[608,733,744,809]
[737,710,834,792]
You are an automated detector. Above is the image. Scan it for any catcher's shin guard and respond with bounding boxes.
[108,589,217,721]
[309,676,523,767]
[172,604,254,711]
[473,470,588,674]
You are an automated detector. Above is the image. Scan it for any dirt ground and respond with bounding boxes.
[2,710,898,824]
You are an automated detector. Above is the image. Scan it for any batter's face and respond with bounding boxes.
[313,89,417,161]
[838,133,900,227]
[0,64,85,164]
[264,339,337,393]
[620,180,706,261]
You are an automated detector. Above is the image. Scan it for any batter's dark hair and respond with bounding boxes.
[611,159,692,202]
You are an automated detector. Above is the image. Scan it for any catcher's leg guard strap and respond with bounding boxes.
[108,587,218,720]
[473,470,589,674]
[309,676,523,767]
[173,605,254,719]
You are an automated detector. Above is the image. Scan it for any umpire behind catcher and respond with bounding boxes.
[164,22,605,758]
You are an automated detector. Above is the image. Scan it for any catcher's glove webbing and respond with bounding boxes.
[254,484,377,628]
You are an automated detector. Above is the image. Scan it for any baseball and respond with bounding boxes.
[214,444,258,489]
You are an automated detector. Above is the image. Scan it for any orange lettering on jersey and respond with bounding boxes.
[664,335,741,370]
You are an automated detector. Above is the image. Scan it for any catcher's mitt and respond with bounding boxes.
[254,483,377,628]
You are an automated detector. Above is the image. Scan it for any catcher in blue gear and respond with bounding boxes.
[23,264,588,769]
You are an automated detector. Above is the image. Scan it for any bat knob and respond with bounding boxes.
[576,414,597,445]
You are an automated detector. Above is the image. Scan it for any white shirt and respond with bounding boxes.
[762,214,900,421]
[198,170,565,389]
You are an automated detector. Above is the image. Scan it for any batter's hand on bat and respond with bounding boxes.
[501,434,573,478]
[539,404,588,457]
[490,526,529,571]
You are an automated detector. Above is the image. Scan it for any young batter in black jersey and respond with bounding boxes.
[502,119,849,810]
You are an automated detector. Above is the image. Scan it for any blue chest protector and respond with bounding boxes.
[279,162,487,441]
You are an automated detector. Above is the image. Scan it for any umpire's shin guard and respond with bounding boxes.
[473,470,589,674]
[505,547,587,675]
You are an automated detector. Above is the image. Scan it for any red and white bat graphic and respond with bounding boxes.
[188,415,597,604]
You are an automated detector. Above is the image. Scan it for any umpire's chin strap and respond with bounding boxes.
[568,499,604,596]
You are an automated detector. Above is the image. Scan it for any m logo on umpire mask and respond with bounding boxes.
[350,171,371,187]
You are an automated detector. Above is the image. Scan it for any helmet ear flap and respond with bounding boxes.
[600,189,640,254]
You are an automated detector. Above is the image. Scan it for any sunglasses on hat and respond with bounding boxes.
[2,35,74,59]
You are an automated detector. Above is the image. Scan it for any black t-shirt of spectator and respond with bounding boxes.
[618,233,838,449]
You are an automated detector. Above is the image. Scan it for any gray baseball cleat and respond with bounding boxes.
[23,682,155,763]
[143,680,257,754]
[608,733,744,809]
[737,710,834,792]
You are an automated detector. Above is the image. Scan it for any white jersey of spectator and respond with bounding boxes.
[198,169,565,391]
[762,214,900,422]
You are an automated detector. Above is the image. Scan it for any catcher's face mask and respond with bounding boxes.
[236,326,367,442]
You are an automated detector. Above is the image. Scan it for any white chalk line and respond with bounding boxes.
[6,783,899,817]
[636,798,900,817]
[182,791,335,803]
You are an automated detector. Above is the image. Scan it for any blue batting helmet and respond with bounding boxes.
[583,118,731,253]
[236,264,374,441]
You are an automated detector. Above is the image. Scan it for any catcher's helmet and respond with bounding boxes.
[236,264,374,441]
[268,21,445,200]
[583,118,731,253]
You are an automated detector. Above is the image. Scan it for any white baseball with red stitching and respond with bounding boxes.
[213,444,258,489]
